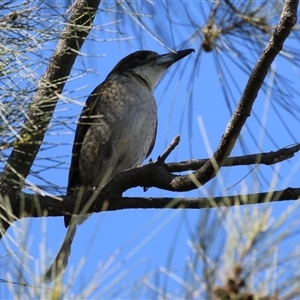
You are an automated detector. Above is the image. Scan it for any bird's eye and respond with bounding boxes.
[136,52,148,60]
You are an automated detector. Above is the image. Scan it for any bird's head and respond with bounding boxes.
[107,49,195,90]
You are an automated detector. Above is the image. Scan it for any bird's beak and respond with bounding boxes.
[156,49,194,67]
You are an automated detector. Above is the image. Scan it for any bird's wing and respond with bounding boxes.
[64,84,105,227]
[146,119,157,159]
[67,83,104,195]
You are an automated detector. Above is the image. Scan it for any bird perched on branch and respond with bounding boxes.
[43,48,194,281]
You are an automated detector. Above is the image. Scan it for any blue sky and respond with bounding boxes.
[1,1,300,298]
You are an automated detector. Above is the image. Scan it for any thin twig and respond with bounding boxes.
[157,135,181,164]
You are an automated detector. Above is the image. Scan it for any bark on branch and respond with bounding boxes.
[1,142,300,224]
[2,185,300,222]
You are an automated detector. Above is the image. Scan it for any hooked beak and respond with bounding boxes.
[156,49,195,67]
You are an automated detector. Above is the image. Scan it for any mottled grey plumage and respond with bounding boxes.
[43,49,194,281]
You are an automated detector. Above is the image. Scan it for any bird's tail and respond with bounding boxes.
[42,220,78,282]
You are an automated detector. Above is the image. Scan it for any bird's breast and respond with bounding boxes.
[113,82,157,169]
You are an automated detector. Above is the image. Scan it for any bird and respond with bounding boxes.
[43,48,194,281]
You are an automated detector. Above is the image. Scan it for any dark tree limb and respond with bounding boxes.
[3,185,300,221]
[1,139,300,230]
[1,138,300,223]
[165,143,300,172]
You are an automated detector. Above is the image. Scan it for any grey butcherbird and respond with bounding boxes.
[43,48,194,281]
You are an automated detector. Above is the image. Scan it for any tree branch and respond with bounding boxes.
[165,143,300,172]
[3,186,300,221]
[1,139,299,226]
